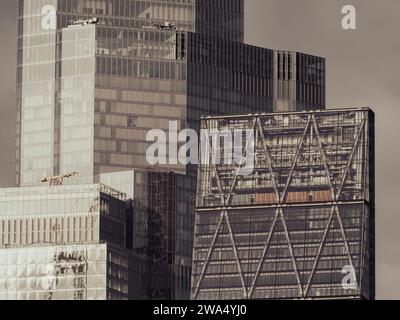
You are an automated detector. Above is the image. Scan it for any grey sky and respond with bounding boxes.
[0,0,399,299]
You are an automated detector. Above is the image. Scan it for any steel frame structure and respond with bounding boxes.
[191,108,374,300]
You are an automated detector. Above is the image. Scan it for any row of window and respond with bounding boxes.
[0,216,99,247]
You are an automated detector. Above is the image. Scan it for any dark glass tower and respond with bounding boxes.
[191,108,375,300]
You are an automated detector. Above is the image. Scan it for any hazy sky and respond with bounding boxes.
[0,0,399,299]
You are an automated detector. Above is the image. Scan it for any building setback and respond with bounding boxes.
[191,108,375,300]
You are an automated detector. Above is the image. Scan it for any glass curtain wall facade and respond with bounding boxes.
[13,0,329,301]
[0,243,129,300]
[186,33,274,133]
[194,0,244,42]
[0,184,127,248]
[16,0,325,186]
[17,0,58,186]
[274,51,325,112]
[55,0,243,42]
[191,108,375,300]
[0,184,142,300]
[60,24,96,181]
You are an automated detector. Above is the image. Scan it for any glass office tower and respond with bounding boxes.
[16,0,242,186]
[12,0,327,300]
[191,108,375,300]
[16,0,325,186]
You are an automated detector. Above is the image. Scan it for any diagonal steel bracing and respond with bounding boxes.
[311,115,336,199]
[248,115,312,299]
[279,210,304,297]
[281,116,313,202]
[303,117,366,297]
[302,205,336,297]
[256,117,279,201]
[337,120,366,200]
[194,114,367,300]
[248,207,280,298]
[192,122,227,300]
[193,120,257,299]
[224,210,249,299]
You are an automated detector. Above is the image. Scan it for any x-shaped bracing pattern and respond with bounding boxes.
[192,114,366,300]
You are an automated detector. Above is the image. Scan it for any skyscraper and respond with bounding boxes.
[9,0,327,300]
[191,108,375,300]
[16,0,325,186]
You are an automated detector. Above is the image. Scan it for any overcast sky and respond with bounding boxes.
[0,0,399,299]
